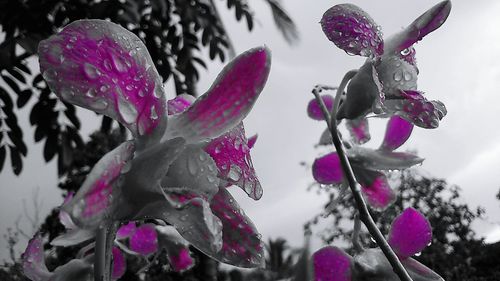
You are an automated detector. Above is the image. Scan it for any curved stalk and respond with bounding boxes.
[312,71,413,281]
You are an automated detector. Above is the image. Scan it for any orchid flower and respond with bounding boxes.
[313,208,442,281]
[320,1,451,128]
[312,115,416,210]
[22,233,124,281]
[36,18,271,275]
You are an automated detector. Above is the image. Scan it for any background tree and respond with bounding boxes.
[305,168,500,281]
[0,0,298,176]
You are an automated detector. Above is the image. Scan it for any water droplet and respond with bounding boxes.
[393,70,403,82]
[137,89,145,97]
[69,36,77,43]
[111,53,128,73]
[66,44,73,49]
[214,145,222,154]
[401,48,411,56]
[83,63,100,79]
[415,252,422,257]
[42,69,57,83]
[228,165,242,182]
[103,59,112,71]
[116,88,138,124]
[85,89,96,98]
[125,85,134,91]
[187,157,198,176]
[100,85,109,92]
[150,106,158,120]
[403,71,412,81]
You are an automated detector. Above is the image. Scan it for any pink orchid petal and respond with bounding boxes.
[22,234,52,281]
[380,115,414,151]
[352,167,395,210]
[402,258,444,281]
[349,147,423,170]
[337,62,380,120]
[313,246,352,281]
[129,224,159,256]
[247,134,258,149]
[137,189,223,259]
[63,141,135,228]
[165,47,271,142]
[307,95,334,121]
[38,20,166,139]
[313,152,344,185]
[162,145,220,199]
[385,1,452,55]
[204,123,262,200]
[345,117,370,144]
[112,246,126,280]
[388,208,432,259]
[210,188,264,268]
[116,222,137,239]
[167,94,196,115]
[384,90,447,129]
[156,226,195,272]
[376,56,418,97]
[321,4,383,57]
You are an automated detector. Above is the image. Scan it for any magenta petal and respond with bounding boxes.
[345,117,370,145]
[166,47,271,142]
[116,222,137,239]
[307,95,334,121]
[384,90,447,129]
[380,115,414,151]
[156,226,195,272]
[385,1,452,54]
[22,234,52,281]
[112,246,126,280]
[167,94,196,115]
[352,167,395,210]
[313,246,352,281]
[63,141,135,228]
[313,152,344,185]
[388,208,432,259]
[169,247,194,272]
[129,224,159,256]
[247,134,258,149]
[204,123,262,200]
[402,258,444,281]
[38,20,166,138]
[321,4,383,57]
[209,188,264,268]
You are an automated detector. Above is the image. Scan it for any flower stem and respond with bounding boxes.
[94,223,118,281]
[312,71,413,281]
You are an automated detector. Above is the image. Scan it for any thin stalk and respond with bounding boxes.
[94,226,106,281]
[313,71,413,281]
[94,223,118,281]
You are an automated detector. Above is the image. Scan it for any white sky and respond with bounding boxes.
[1,0,500,261]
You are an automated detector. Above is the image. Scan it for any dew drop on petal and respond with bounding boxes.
[116,88,138,124]
[83,63,100,79]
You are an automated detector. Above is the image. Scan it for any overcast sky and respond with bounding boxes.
[1,0,500,261]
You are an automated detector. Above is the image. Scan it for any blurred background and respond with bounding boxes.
[1,0,499,280]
